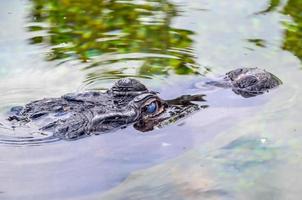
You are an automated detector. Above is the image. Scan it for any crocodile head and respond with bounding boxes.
[8,78,205,140]
[87,78,206,135]
[88,89,168,134]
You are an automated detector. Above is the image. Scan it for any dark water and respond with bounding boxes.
[0,0,301,199]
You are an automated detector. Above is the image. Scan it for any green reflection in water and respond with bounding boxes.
[29,0,200,81]
[260,0,302,62]
[282,0,302,62]
[257,0,281,14]
[247,39,267,48]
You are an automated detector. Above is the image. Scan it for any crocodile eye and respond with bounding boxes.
[145,102,157,114]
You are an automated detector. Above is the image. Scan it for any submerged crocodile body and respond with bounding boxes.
[7,68,282,140]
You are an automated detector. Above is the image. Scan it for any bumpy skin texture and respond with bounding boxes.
[8,79,165,140]
[225,68,282,97]
[7,68,282,140]
[206,67,282,97]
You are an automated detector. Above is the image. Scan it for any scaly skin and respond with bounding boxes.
[225,68,282,97]
[206,67,282,97]
[7,68,282,140]
[8,79,167,140]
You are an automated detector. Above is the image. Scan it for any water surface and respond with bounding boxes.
[0,0,301,199]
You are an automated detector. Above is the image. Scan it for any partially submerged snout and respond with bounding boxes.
[206,67,282,98]
[134,94,207,132]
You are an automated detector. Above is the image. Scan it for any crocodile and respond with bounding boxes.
[6,67,282,140]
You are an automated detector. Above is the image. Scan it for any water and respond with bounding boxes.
[0,0,301,199]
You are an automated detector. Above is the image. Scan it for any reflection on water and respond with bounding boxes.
[256,0,281,14]
[0,119,60,146]
[282,0,302,61]
[29,0,200,83]
[257,0,302,62]
[102,137,287,200]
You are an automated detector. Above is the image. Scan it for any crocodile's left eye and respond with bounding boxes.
[145,101,158,114]
[137,95,165,118]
